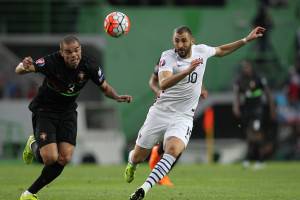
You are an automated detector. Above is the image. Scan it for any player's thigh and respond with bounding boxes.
[164,115,193,149]
[39,143,59,165]
[57,111,77,146]
[136,106,168,149]
[32,112,58,148]
[58,142,75,165]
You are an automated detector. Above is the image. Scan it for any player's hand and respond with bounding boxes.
[116,95,132,103]
[245,26,266,42]
[22,56,34,71]
[200,89,208,99]
[187,58,202,73]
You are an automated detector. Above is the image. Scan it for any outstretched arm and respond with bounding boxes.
[15,57,36,74]
[215,26,266,57]
[100,80,132,103]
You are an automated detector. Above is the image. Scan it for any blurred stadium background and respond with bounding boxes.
[0,0,299,166]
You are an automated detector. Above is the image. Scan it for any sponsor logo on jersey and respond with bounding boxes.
[35,58,45,67]
[159,59,165,67]
[40,132,47,141]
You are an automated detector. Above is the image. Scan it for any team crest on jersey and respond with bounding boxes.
[78,71,86,83]
[39,132,47,141]
[35,58,45,67]
[159,59,165,67]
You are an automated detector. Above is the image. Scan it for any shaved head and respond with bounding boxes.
[174,26,193,36]
[59,35,82,69]
[173,26,194,58]
[60,35,80,50]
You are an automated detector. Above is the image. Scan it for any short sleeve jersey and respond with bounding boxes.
[29,52,105,112]
[155,44,215,116]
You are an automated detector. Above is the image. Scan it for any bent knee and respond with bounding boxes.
[165,149,179,157]
[131,149,150,163]
[42,154,58,165]
[164,145,183,158]
[57,154,72,166]
[164,137,185,157]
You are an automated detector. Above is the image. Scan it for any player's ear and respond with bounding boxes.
[191,37,196,45]
[59,43,63,56]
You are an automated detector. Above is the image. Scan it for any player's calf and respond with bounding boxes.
[125,147,153,183]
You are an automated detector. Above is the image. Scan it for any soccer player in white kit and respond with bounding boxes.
[126,25,266,200]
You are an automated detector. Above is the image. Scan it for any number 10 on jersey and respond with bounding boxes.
[187,72,198,83]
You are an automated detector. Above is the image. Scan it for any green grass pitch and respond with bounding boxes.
[1,161,300,200]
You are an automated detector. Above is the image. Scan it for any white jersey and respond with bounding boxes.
[154,44,216,116]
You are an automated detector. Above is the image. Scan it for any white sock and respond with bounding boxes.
[141,153,176,193]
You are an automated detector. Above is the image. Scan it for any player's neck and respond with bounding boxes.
[186,51,192,58]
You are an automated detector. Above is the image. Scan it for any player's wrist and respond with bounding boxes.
[184,68,193,76]
[242,37,248,44]
[115,95,122,102]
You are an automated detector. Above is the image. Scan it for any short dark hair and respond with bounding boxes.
[174,26,193,36]
[60,35,80,48]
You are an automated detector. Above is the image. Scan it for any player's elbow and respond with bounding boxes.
[15,63,26,74]
[216,50,226,57]
[159,83,168,90]
[159,76,172,90]
[148,80,153,89]
[215,47,227,57]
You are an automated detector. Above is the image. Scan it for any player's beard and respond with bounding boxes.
[67,58,80,69]
[177,45,192,58]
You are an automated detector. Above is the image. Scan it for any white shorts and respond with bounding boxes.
[136,105,193,149]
